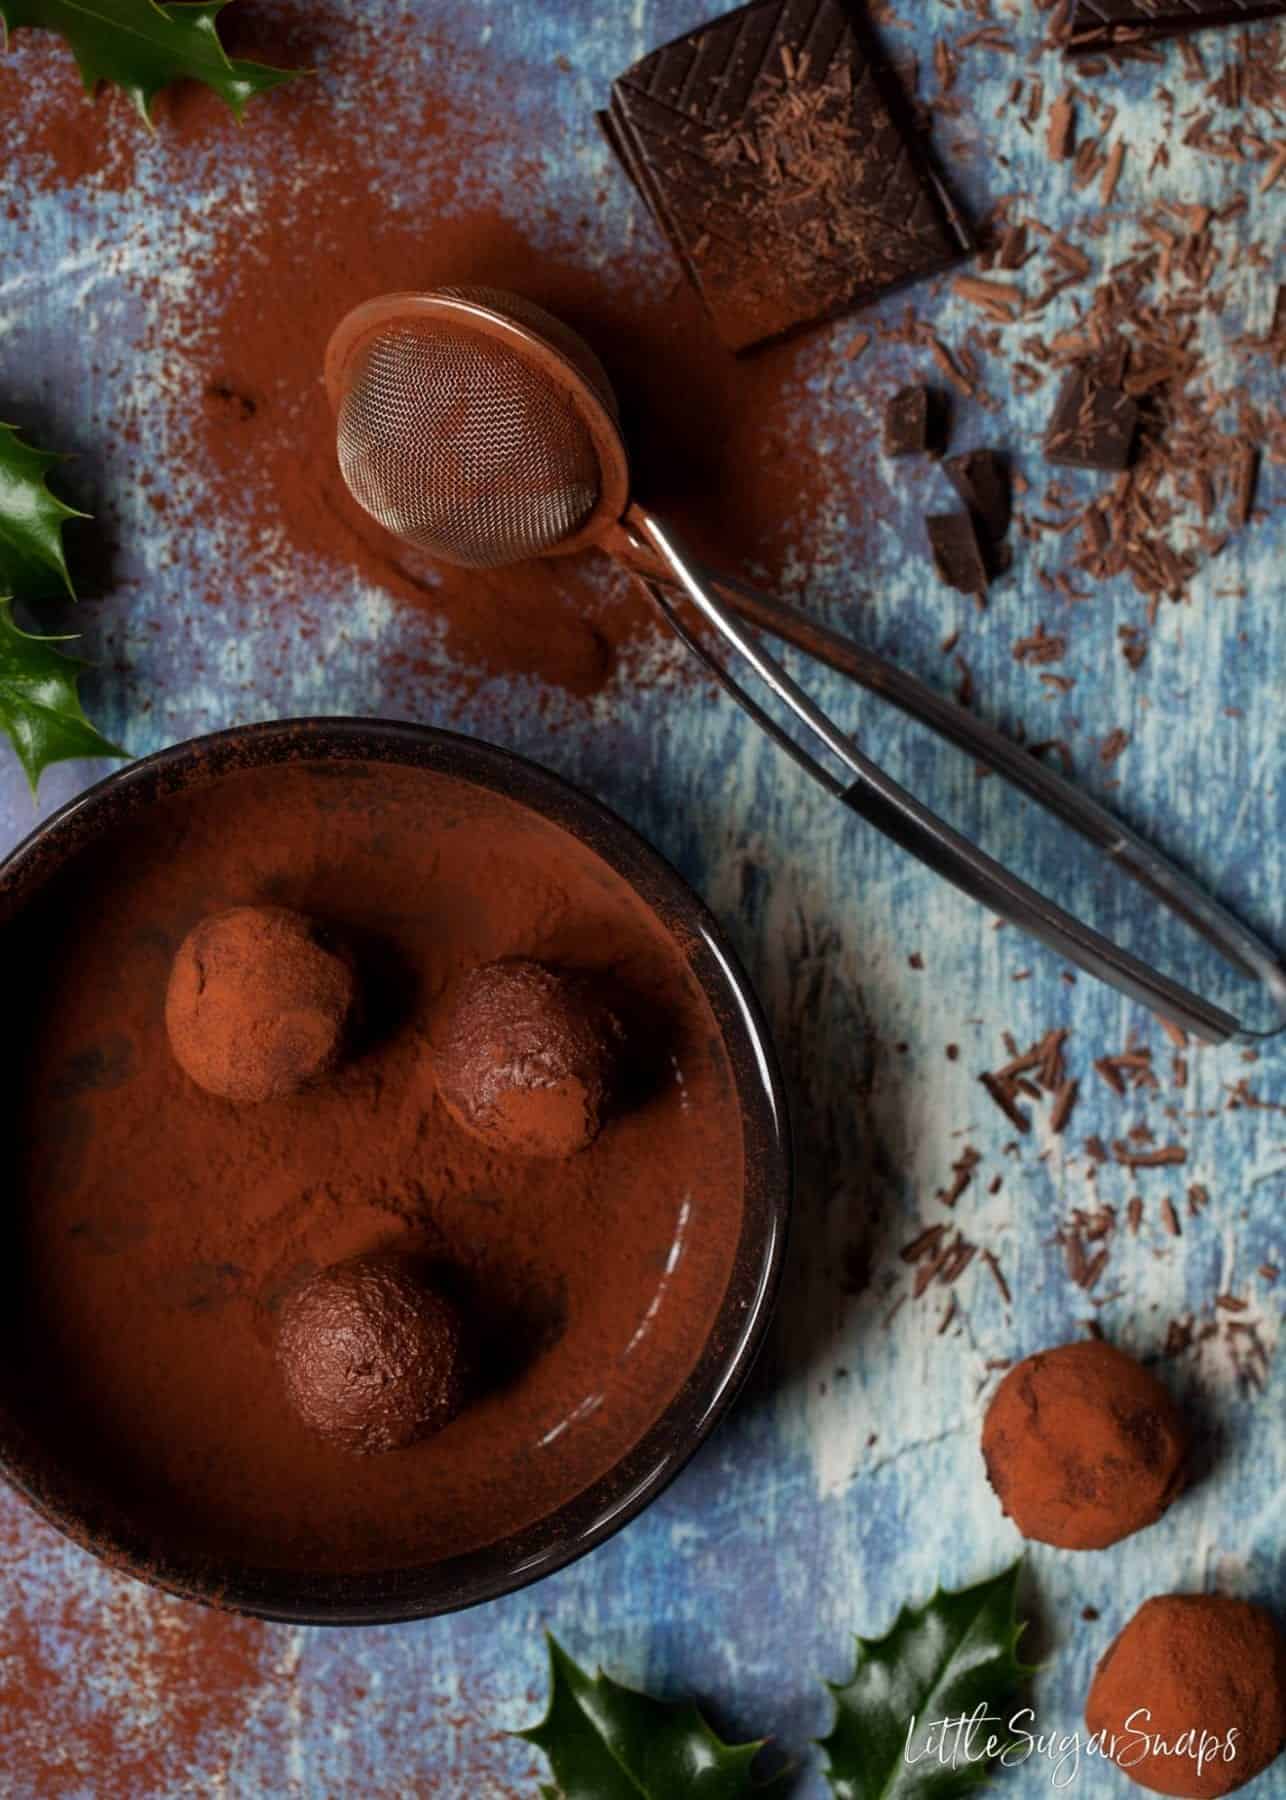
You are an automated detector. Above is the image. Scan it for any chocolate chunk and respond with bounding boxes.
[604,0,971,353]
[884,386,944,457]
[944,450,1012,541]
[1067,0,1286,51]
[1232,444,1258,528]
[1044,369,1138,471]
[1047,92,1077,162]
[927,512,989,597]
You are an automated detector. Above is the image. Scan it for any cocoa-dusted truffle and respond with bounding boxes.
[435,958,625,1158]
[166,905,358,1103]
[276,1252,469,1455]
[981,1339,1187,1549]
[1086,1594,1286,1797]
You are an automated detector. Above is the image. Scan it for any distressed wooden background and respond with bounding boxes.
[0,1,1283,1794]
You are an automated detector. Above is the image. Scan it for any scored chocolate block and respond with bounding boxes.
[603,0,971,353]
[1068,0,1286,51]
[1045,369,1139,471]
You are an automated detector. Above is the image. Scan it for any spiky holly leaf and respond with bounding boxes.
[0,599,123,789]
[520,1635,792,1799]
[0,422,86,601]
[0,0,298,124]
[820,1564,1033,1800]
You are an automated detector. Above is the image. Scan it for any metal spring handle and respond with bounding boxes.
[626,506,1286,1047]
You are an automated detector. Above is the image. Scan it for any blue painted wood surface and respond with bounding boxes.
[1,2,1283,1794]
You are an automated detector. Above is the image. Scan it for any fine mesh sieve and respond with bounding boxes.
[324,286,1285,1043]
[336,329,593,567]
[329,287,625,570]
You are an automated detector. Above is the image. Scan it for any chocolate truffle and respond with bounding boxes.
[276,1252,469,1455]
[166,905,358,1103]
[435,958,625,1158]
[1086,1594,1286,1797]
[981,1339,1187,1550]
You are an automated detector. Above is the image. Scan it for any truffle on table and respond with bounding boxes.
[166,905,358,1103]
[435,958,626,1159]
[276,1252,469,1455]
[1086,1594,1286,1797]
[981,1339,1187,1549]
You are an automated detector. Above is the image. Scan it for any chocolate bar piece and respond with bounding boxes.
[1045,370,1138,471]
[1068,0,1286,51]
[603,0,970,353]
[944,450,1011,541]
[884,387,940,457]
[926,513,989,597]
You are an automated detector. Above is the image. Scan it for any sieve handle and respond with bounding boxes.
[619,506,1286,1046]
[701,571,1285,1002]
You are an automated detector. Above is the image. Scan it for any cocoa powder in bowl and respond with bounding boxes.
[0,724,777,1614]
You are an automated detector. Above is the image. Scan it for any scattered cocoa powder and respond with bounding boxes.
[0,1500,542,1794]
[1,5,884,704]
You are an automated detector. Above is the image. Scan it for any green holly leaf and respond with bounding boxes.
[520,1635,792,1799]
[820,1564,1033,1800]
[0,599,123,790]
[0,422,85,601]
[0,0,299,124]
[0,422,123,787]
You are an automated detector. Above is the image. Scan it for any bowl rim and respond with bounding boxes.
[0,716,792,1625]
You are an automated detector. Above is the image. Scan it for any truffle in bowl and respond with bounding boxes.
[0,719,789,1623]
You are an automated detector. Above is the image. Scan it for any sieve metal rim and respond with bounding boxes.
[324,290,631,561]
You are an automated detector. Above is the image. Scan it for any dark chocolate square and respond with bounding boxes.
[605,0,970,353]
[885,387,932,456]
[1068,0,1286,51]
[1044,370,1138,472]
[944,450,1011,541]
[926,512,989,597]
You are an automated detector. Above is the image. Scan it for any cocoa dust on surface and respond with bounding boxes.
[1,0,868,700]
[0,1489,544,1795]
[0,757,744,1576]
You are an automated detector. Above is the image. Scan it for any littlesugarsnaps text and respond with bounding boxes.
[905,1705,1241,1789]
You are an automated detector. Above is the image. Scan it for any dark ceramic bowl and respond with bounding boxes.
[0,718,790,1624]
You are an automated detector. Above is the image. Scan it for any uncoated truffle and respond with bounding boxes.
[276,1252,469,1455]
[434,958,625,1159]
[1085,1594,1286,1797]
[166,905,358,1103]
[981,1339,1187,1550]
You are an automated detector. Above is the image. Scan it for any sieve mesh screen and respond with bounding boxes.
[435,286,618,412]
[335,318,602,569]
